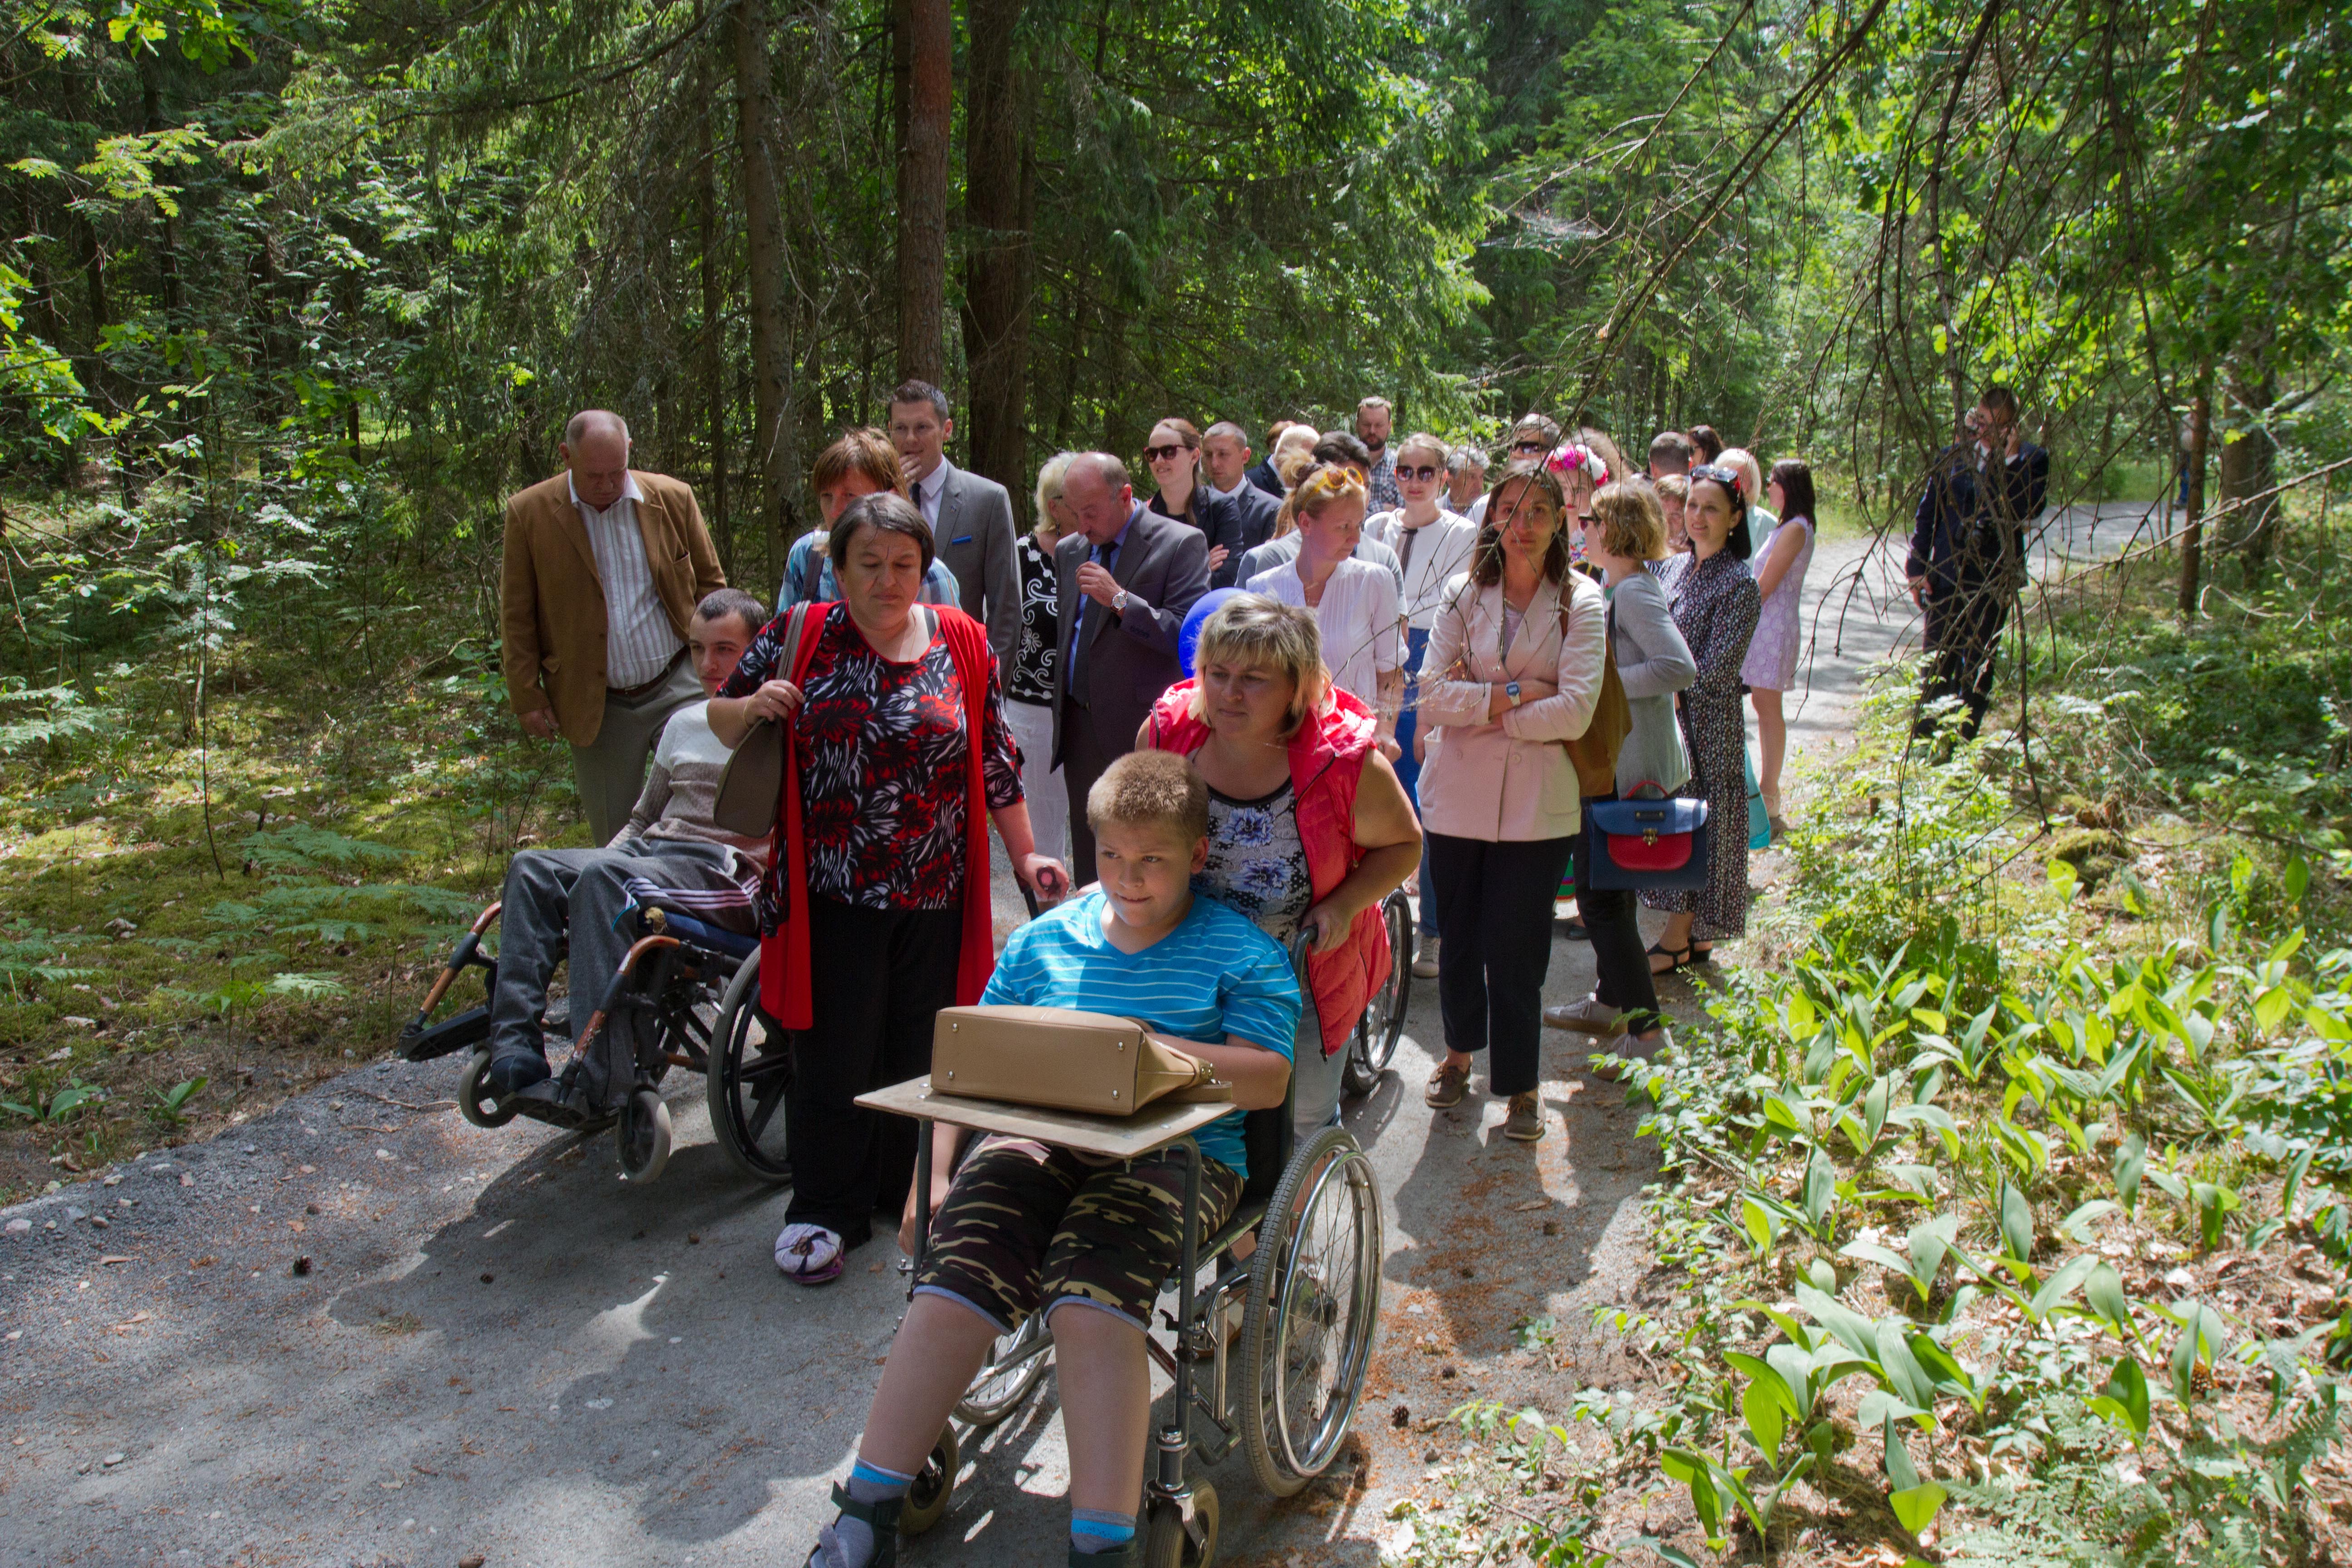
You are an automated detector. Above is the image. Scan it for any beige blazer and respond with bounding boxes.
[499,470,727,745]
[1414,572,1606,842]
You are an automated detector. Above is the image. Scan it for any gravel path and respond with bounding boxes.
[0,502,2147,1568]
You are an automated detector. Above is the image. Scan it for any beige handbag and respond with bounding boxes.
[714,602,823,837]
[930,1005,1230,1116]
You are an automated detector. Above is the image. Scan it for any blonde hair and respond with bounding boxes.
[1293,463,1368,521]
[1654,473,1690,504]
[1590,481,1668,562]
[1716,447,1765,512]
[812,428,908,497]
[1186,595,1330,738]
[1034,451,1078,538]
[1394,431,1448,472]
[1087,750,1210,843]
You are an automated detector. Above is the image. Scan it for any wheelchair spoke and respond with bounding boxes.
[733,1052,790,1083]
[744,1077,786,1142]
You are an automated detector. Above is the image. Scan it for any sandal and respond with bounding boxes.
[1425,1059,1470,1109]
[810,1480,902,1568]
[1690,944,1716,965]
[776,1223,846,1285]
[1647,941,1693,976]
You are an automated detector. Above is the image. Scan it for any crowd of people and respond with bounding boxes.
[491,382,2042,1568]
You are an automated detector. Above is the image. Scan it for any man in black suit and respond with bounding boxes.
[1243,418,1299,500]
[1053,451,1212,871]
[1906,385,2049,741]
[1200,421,1282,588]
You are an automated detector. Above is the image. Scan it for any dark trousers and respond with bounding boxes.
[1426,830,1577,1097]
[1917,588,2006,740]
[1062,715,1117,880]
[786,894,964,1247]
[1571,794,1662,1036]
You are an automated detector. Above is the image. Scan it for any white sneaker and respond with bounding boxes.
[1543,994,1622,1035]
[1411,936,1441,980]
[1589,1029,1670,1082]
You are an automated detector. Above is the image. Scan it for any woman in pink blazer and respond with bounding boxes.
[1412,461,1605,1143]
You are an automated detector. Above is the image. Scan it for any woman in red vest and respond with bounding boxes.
[712,492,1066,1284]
[1141,596,1421,1137]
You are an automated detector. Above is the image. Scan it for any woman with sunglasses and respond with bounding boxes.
[1640,464,1760,973]
[1144,416,1241,579]
[1463,413,1565,527]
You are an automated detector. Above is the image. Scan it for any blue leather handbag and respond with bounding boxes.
[1587,796,1712,891]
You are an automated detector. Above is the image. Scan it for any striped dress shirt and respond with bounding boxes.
[571,472,683,689]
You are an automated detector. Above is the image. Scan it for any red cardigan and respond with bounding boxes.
[760,604,998,1026]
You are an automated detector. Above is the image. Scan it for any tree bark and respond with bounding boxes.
[700,90,733,580]
[733,0,798,569]
[2218,367,2278,565]
[2177,376,2211,621]
[894,0,951,386]
[961,0,1033,522]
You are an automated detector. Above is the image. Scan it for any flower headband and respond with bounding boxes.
[1689,462,1745,508]
[1546,443,1608,486]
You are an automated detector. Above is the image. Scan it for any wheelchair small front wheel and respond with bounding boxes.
[898,1426,958,1537]
[457,1050,518,1129]
[617,1088,673,1182]
[1143,1480,1219,1568]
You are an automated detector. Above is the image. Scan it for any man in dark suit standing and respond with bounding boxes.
[1244,418,1299,499]
[1053,451,1211,871]
[1200,421,1282,588]
[888,379,1021,670]
[1906,385,2048,741]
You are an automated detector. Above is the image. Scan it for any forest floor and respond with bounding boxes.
[0,505,2155,1567]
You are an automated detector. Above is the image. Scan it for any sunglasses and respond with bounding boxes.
[1511,439,1550,454]
[1143,444,1191,463]
[1399,464,1441,482]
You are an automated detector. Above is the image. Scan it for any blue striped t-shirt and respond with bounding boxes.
[980,890,1302,1177]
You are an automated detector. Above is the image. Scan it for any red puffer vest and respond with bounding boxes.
[1147,682,1393,1059]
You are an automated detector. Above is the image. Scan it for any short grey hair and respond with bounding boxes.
[1064,451,1132,495]
[565,409,630,446]
[1446,446,1489,479]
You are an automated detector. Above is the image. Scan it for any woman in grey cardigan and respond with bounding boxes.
[1546,484,1696,1069]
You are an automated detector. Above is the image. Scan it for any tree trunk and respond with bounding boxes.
[733,0,798,571]
[2218,368,2278,566]
[700,90,733,581]
[2176,376,2211,621]
[961,0,1033,524]
[894,0,951,386]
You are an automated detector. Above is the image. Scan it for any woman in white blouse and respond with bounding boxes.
[1413,461,1605,1144]
[1247,464,1402,752]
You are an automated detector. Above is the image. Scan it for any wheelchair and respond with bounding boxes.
[395,897,791,1186]
[1341,888,1414,1100]
[866,936,1384,1568]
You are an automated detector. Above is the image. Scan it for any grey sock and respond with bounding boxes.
[809,1460,913,1568]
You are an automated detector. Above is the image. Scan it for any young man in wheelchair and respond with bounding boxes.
[810,751,1300,1568]
[480,587,776,1103]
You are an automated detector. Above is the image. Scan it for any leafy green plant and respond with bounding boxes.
[2,1078,104,1123]
[147,1076,206,1127]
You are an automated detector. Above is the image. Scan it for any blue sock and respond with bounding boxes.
[811,1459,913,1568]
[1071,1507,1137,1555]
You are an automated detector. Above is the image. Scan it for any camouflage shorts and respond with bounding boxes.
[914,1137,1243,1333]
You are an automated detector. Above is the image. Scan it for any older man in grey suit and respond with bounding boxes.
[1053,451,1211,872]
[888,379,1021,669]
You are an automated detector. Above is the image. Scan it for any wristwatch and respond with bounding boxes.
[1505,681,1524,707]
[1112,588,1131,615]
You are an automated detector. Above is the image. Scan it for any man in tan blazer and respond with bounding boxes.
[501,409,729,843]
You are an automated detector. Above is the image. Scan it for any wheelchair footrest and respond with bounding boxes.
[400,1007,491,1063]
[504,1080,616,1134]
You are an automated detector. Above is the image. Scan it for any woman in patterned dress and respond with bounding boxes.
[1003,452,1075,863]
[1642,465,1761,971]
[712,493,1068,1284]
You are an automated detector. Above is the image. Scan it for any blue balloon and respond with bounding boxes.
[1178,588,1245,678]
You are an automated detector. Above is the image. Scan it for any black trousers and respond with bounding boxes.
[1571,794,1663,1036]
[1426,830,1577,1098]
[1062,714,1117,879]
[786,894,965,1247]
[1918,587,2006,740]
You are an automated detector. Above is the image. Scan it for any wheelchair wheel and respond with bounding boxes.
[457,1050,518,1129]
[1142,1480,1218,1568]
[1344,892,1413,1098]
[898,1426,959,1537]
[708,948,793,1183]
[1240,1126,1382,1497]
[955,1313,1051,1429]
[617,1088,673,1182]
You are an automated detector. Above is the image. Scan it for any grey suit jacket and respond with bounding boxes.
[931,460,1021,669]
[1051,505,1211,768]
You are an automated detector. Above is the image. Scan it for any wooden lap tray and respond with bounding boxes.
[856,1076,1232,1161]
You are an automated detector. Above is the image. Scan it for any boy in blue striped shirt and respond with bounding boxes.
[805,751,1299,1568]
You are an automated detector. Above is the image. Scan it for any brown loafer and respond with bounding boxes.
[1502,1091,1545,1141]
[1425,1060,1470,1108]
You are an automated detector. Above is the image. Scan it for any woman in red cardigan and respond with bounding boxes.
[1141,595,1421,1136]
[713,492,1065,1284]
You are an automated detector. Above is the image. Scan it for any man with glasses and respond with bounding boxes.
[887,378,1021,668]
[1462,413,1563,527]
